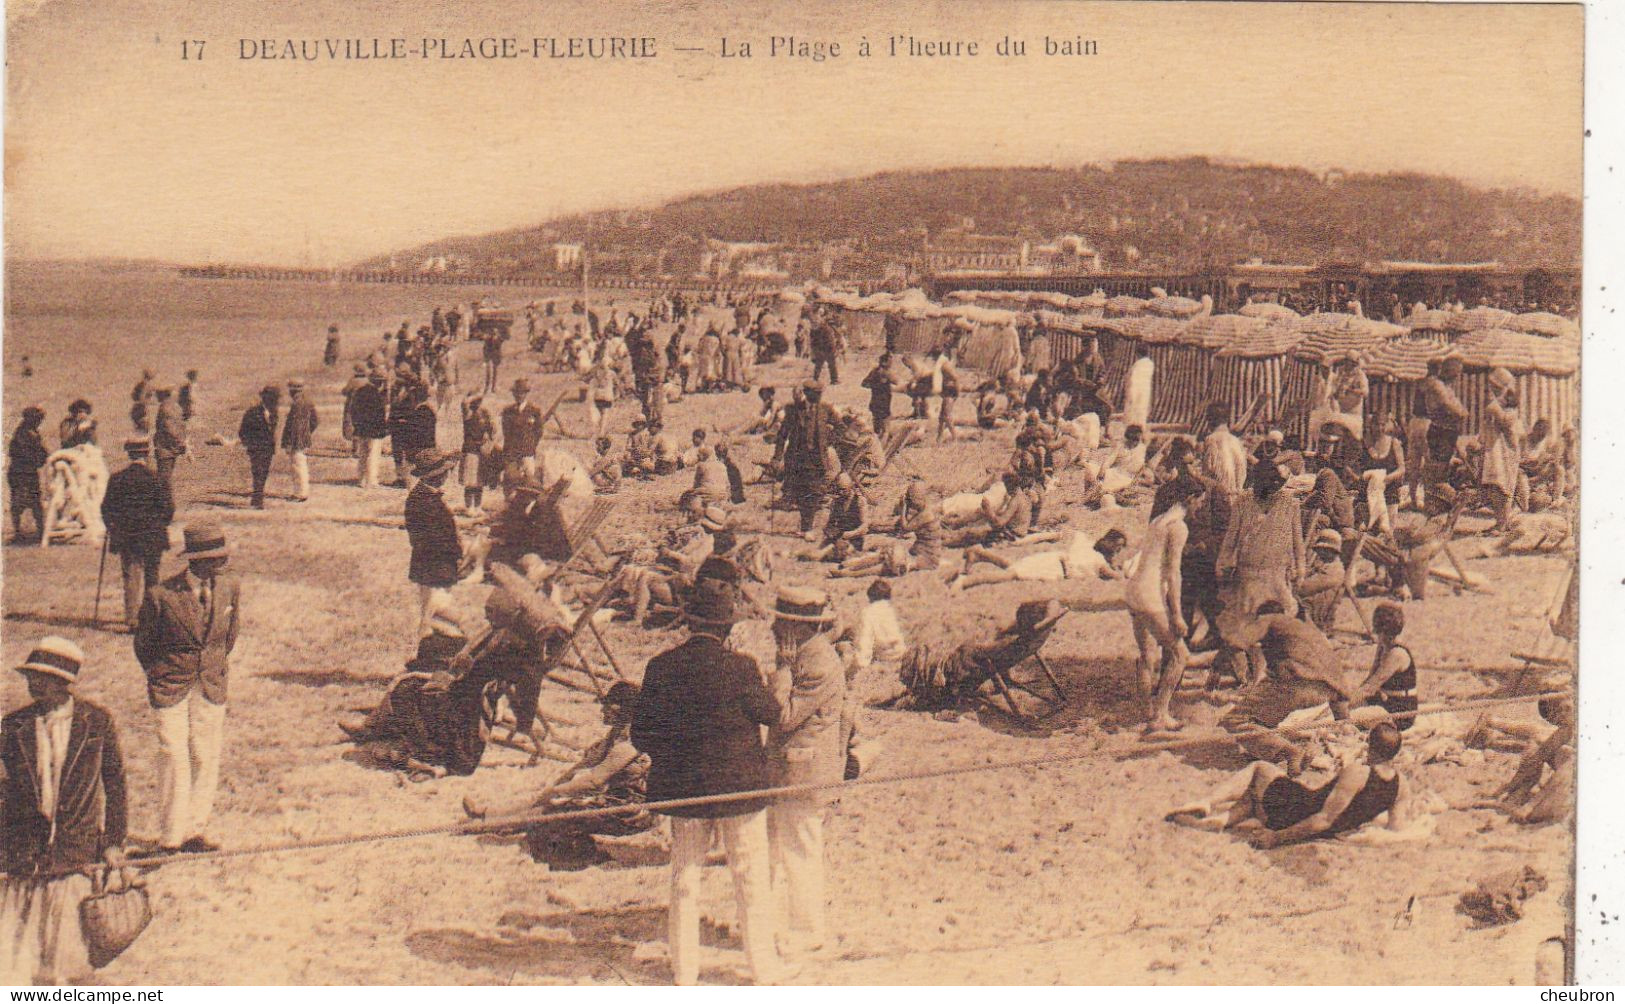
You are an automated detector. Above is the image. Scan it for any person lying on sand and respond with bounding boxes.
[949,528,1130,590]
[1166,723,1411,848]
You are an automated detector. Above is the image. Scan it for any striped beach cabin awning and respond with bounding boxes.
[1211,321,1308,433]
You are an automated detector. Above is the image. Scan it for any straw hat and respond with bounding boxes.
[773,586,834,624]
[1311,528,1343,553]
[179,519,230,561]
[411,449,457,480]
[14,636,83,683]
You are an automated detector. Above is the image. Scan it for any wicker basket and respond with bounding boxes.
[80,866,152,969]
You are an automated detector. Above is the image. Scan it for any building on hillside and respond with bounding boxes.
[552,243,583,271]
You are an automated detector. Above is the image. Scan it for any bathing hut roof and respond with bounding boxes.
[1364,339,1454,382]
[1444,306,1516,333]
[1122,316,1187,344]
[1238,301,1299,319]
[1179,314,1266,350]
[1400,308,1455,332]
[1214,320,1307,359]
[1505,312,1580,340]
[1453,328,1579,376]
[1106,295,1149,317]
[1145,295,1204,319]
[1290,320,1404,366]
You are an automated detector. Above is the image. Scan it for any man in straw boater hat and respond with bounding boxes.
[100,436,174,632]
[765,586,848,960]
[630,565,788,985]
[1,637,129,983]
[404,449,464,639]
[281,378,319,503]
[134,517,240,854]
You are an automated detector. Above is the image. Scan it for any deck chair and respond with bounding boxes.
[895,601,1069,724]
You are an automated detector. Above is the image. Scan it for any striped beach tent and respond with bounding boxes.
[1282,316,1407,442]
[1162,314,1268,429]
[1453,328,1579,435]
[1118,317,1195,424]
[1363,339,1456,430]
[1211,321,1307,433]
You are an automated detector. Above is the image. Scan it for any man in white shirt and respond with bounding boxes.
[852,579,908,673]
[1200,402,1249,497]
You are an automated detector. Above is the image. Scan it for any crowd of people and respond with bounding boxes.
[0,284,1579,985]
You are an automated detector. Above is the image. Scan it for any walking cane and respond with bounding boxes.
[92,534,110,625]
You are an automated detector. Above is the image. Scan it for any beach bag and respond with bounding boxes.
[80,866,152,969]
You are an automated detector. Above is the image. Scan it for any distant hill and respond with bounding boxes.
[366,159,1581,278]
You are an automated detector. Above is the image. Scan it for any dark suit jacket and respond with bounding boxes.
[102,462,174,558]
[630,634,781,817]
[280,397,319,452]
[350,383,388,440]
[134,571,241,708]
[1,700,127,874]
[404,482,461,587]
[238,404,279,457]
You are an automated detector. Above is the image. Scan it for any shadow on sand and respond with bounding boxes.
[404,904,748,985]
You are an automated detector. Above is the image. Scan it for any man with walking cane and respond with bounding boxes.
[99,436,174,631]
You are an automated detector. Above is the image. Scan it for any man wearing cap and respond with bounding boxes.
[500,379,544,482]
[404,449,464,638]
[101,436,174,630]
[134,519,240,853]
[766,587,847,957]
[152,383,188,487]
[280,378,319,502]
[1297,528,1348,634]
[631,573,786,985]
[237,385,280,509]
[775,379,839,540]
[1,637,128,983]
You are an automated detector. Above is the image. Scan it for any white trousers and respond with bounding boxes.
[155,692,227,848]
[358,438,383,488]
[288,450,310,499]
[769,801,827,947]
[417,584,451,638]
[668,811,781,986]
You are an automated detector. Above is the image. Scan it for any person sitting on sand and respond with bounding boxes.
[1216,603,1376,772]
[1166,723,1411,848]
[1083,424,1150,507]
[337,569,569,779]
[949,528,1130,591]
[828,480,943,578]
[588,436,623,495]
[462,681,655,869]
[942,473,1032,548]
[1469,696,1574,826]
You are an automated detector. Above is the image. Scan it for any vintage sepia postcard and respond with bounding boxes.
[2,0,1608,988]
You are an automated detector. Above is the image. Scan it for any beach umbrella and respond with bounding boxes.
[1106,295,1149,317]
[1401,308,1455,332]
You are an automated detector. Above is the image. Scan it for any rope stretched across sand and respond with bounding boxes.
[88,688,1565,874]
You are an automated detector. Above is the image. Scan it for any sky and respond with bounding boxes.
[2,0,1584,267]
